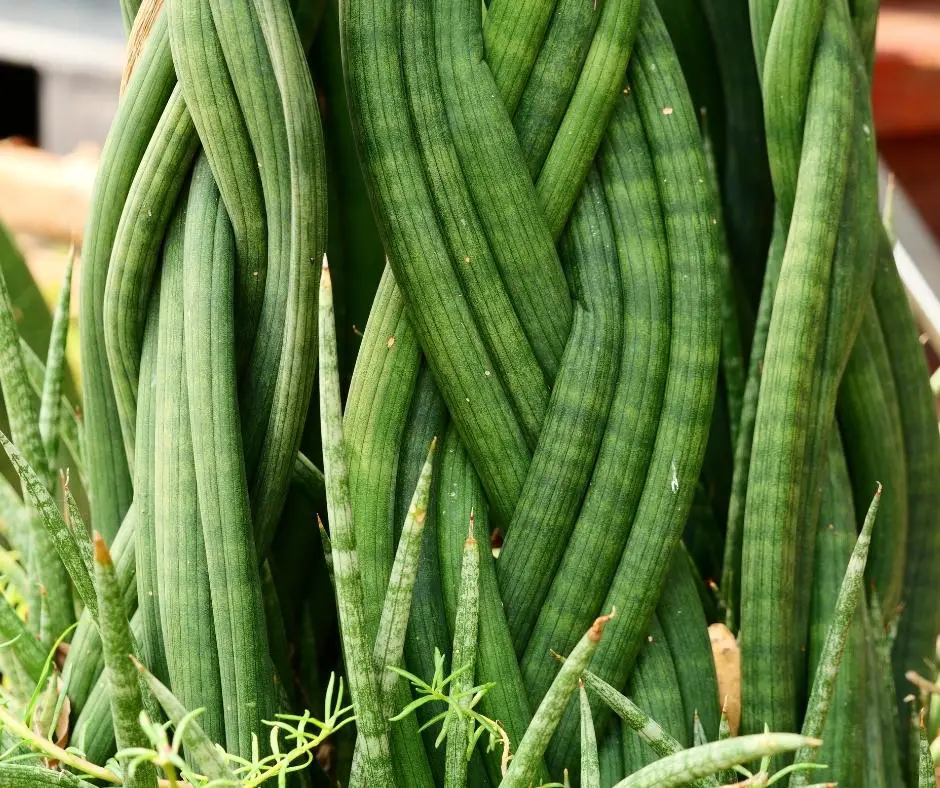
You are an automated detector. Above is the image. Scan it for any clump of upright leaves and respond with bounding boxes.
[501,611,614,788]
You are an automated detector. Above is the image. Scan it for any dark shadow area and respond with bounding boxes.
[0,62,39,144]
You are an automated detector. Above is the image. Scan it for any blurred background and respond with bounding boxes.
[0,0,938,374]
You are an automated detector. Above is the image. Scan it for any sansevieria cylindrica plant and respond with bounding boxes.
[0,0,938,784]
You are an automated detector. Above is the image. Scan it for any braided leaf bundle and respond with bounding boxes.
[0,0,935,785]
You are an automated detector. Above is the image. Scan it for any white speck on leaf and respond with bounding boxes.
[670,459,679,493]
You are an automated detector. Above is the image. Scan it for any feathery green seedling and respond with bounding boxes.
[240,682,356,786]
[116,710,198,788]
[388,650,507,765]
[93,533,155,788]
[0,432,96,618]
[791,484,881,784]
[38,252,73,472]
[502,611,613,788]
[132,657,235,783]
[5,656,353,787]
[129,665,355,787]
[579,683,600,788]
[318,259,395,786]
[445,519,480,787]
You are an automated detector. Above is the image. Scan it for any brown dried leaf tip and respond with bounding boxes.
[92,532,112,566]
[466,509,477,546]
[589,607,616,643]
